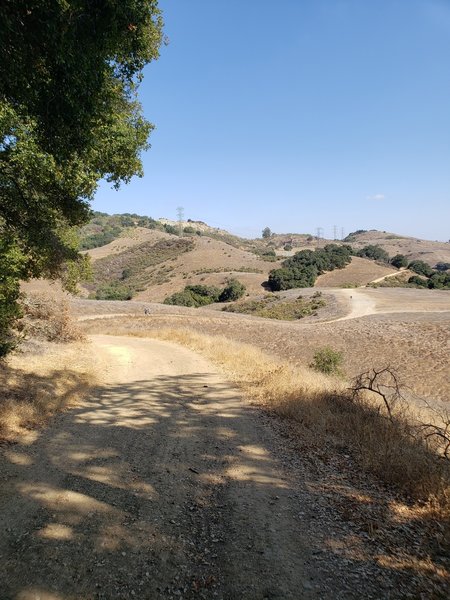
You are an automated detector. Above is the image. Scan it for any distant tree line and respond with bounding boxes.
[267,244,450,291]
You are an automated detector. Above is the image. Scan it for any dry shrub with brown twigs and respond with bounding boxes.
[20,292,85,343]
[0,294,92,442]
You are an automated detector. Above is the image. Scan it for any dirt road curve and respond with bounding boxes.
[1,336,337,600]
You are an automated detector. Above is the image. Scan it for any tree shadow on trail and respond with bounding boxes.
[1,372,449,599]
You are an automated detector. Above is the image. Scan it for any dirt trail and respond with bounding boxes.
[322,289,377,322]
[2,335,447,598]
[1,336,333,600]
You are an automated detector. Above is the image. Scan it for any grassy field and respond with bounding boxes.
[315,256,397,287]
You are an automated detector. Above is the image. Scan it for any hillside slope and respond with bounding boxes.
[344,230,450,268]
[315,256,397,287]
[133,236,280,302]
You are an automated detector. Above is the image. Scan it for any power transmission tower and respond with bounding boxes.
[316,227,323,241]
[333,225,338,240]
[341,227,345,240]
[176,206,184,236]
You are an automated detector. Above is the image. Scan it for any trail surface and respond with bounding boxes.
[0,336,329,599]
[2,335,446,598]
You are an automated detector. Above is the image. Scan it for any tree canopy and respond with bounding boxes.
[268,244,353,291]
[0,1,164,354]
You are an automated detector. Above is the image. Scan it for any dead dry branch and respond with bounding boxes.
[350,366,405,421]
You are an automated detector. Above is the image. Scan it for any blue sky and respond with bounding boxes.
[93,0,450,241]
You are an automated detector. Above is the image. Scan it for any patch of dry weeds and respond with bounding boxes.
[0,342,96,443]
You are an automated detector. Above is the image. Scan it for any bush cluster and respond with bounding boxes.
[267,244,352,291]
[356,244,390,263]
[408,260,434,277]
[390,254,408,268]
[222,294,326,320]
[407,260,450,289]
[79,212,160,250]
[310,346,344,376]
[164,279,246,308]
[408,272,450,289]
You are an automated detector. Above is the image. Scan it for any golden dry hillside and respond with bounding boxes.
[85,227,171,260]
[315,256,397,287]
[345,230,450,268]
[22,220,450,301]
[133,236,278,301]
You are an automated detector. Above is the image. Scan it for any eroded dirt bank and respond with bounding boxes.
[0,336,447,599]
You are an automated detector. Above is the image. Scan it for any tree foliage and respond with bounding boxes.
[390,254,408,269]
[164,280,246,308]
[262,227,272,239]
[408,260,434,277]
[356,245,390,263]
[0,1,163,354]
[268,244,353,291]
[218,278,246,302]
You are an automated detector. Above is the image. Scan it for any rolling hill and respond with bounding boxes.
[22,215,450,300]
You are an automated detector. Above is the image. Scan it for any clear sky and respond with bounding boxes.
[93,0,450,241]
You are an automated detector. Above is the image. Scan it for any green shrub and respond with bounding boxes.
[165,280,246,307]
[163,290,199,307]
[428,272,450,289]
[390,254,408,268]
[435,262,450,272]
[407,276,428,288]
[164,284,221,307]
[268,244,352,291]
[95,282,133,300]
[219,279,246,302]
[163,224,179,235]
[357,245,390,263]
[310,347,344,376]
[408,260,434,277]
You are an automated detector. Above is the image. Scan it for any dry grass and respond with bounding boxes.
[315,256,397,287]
[0,293,95,442]
[21,292,86,343]
[0,342,95,442]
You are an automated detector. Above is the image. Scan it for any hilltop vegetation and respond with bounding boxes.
[79,212,161,250]
[78,215,450,302]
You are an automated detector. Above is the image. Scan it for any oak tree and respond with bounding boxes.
[0,0,163,354]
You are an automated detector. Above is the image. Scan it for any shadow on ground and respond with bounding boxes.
[1,371,448,599]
